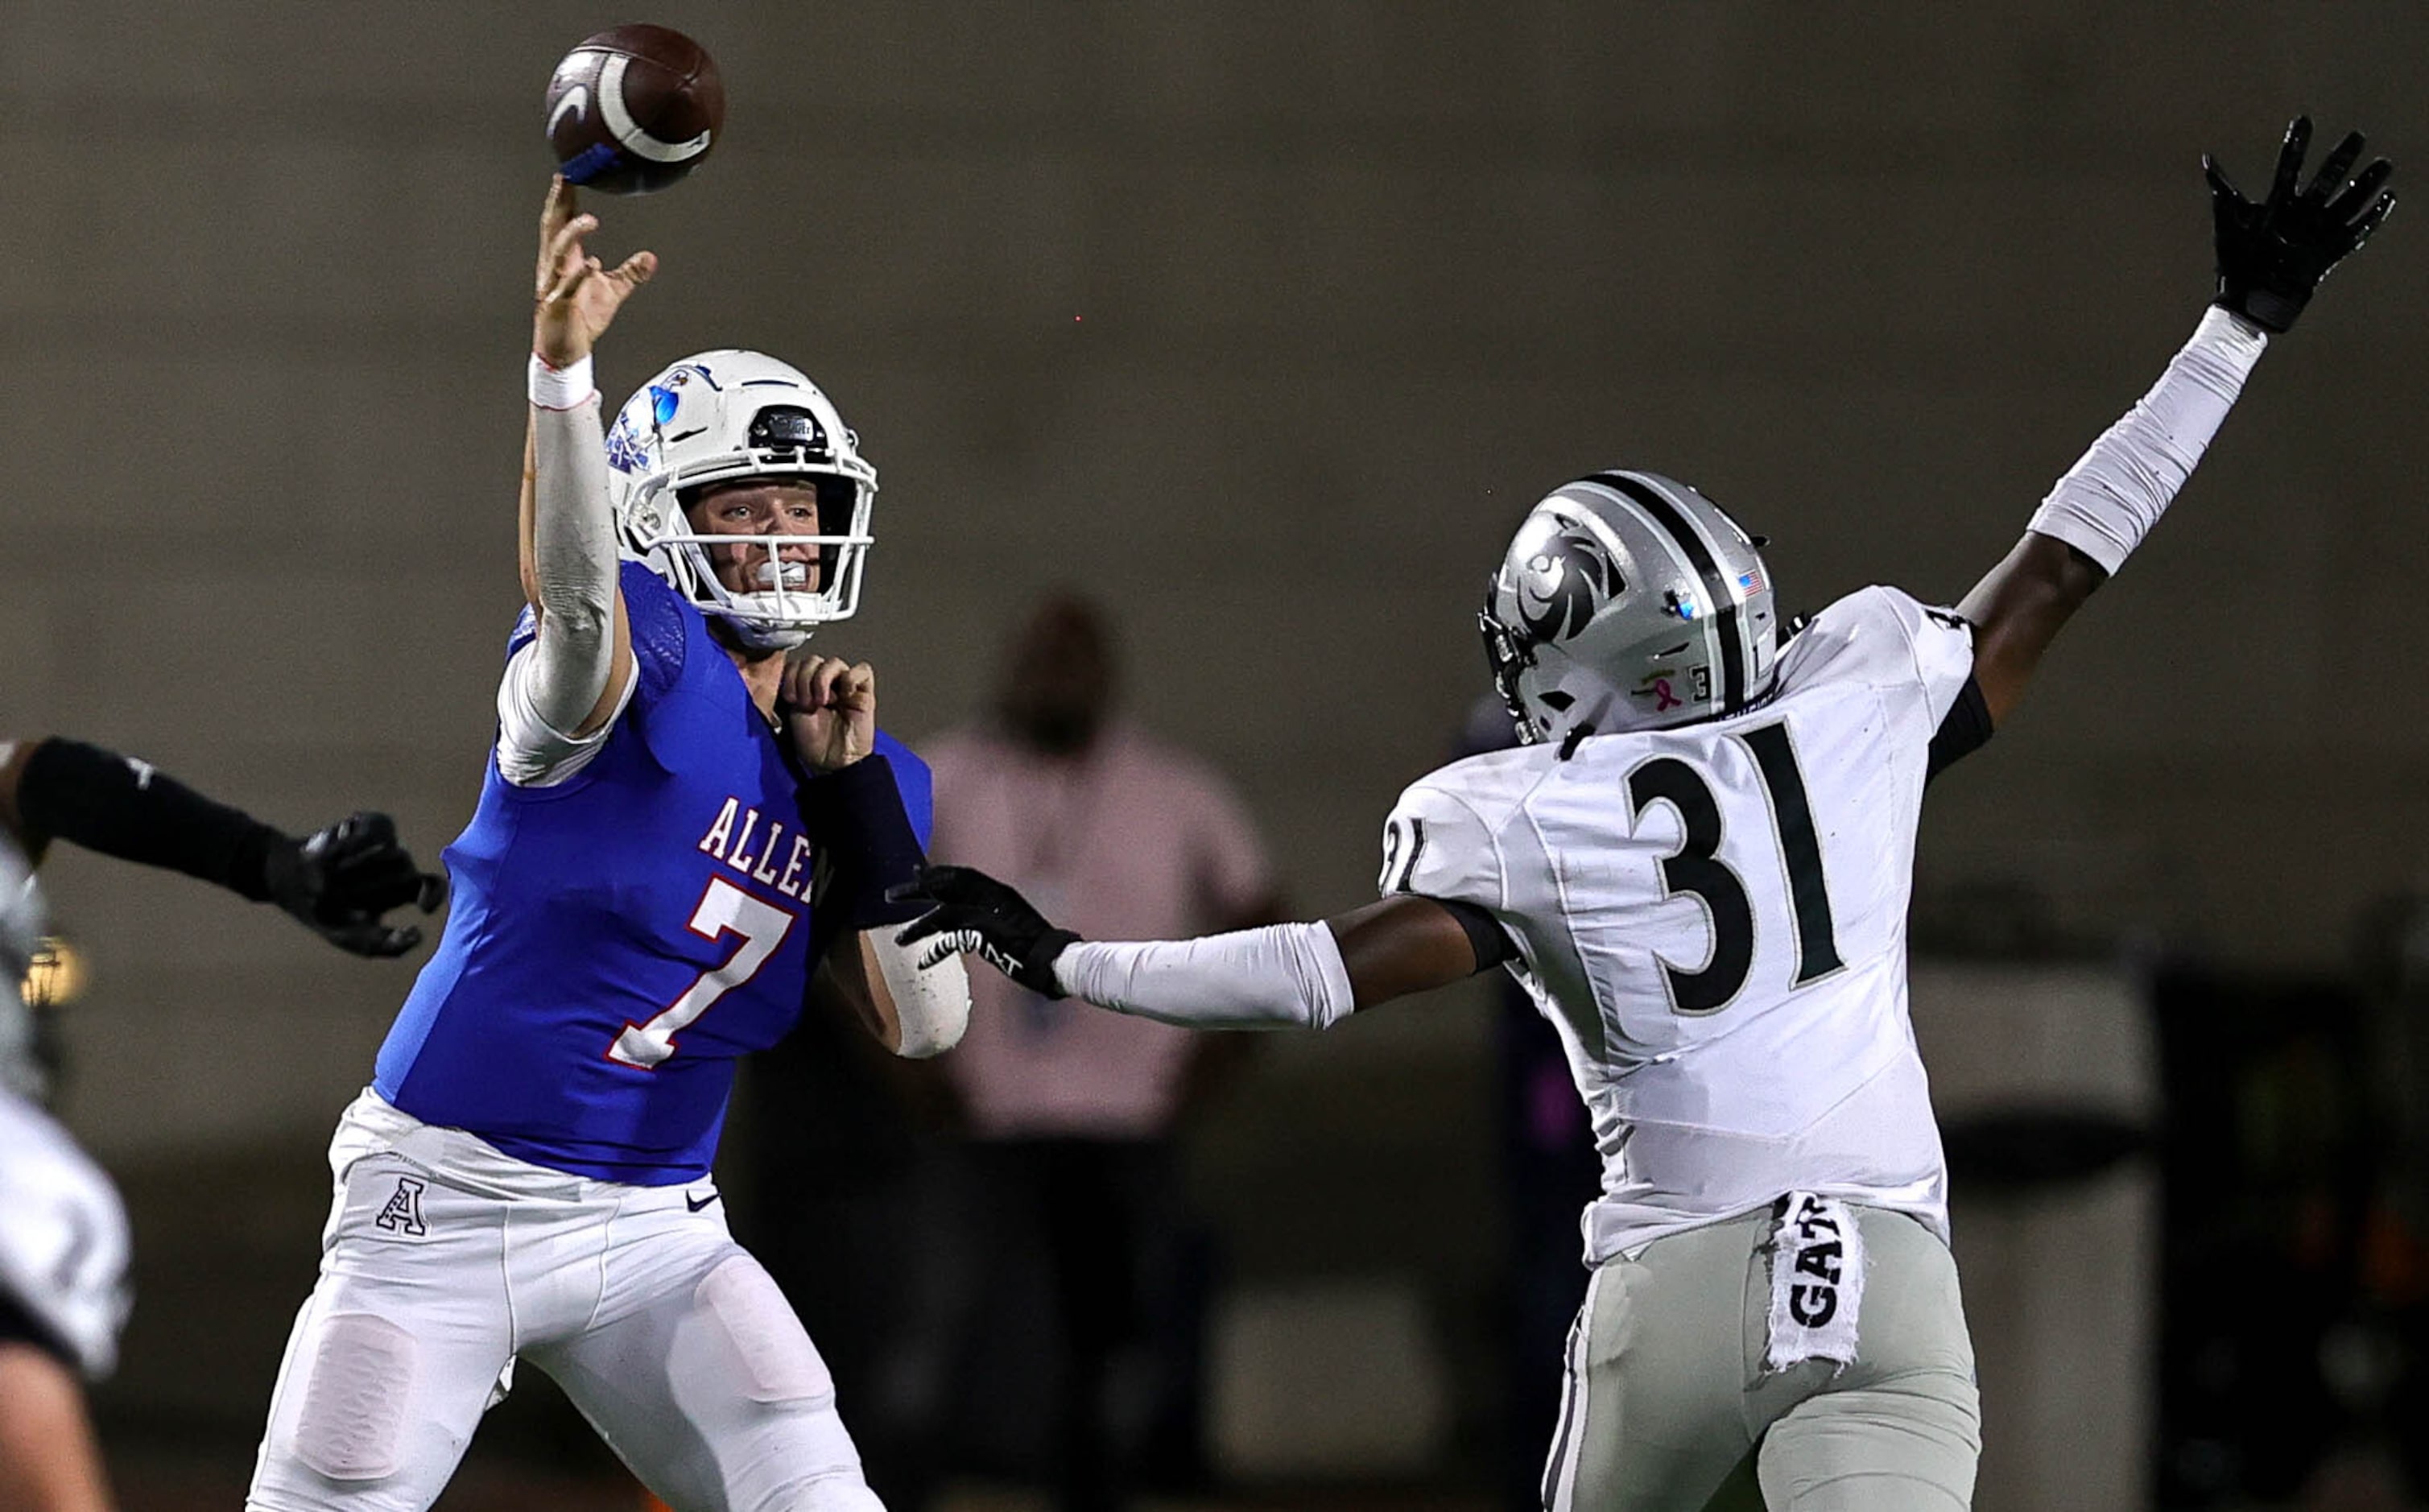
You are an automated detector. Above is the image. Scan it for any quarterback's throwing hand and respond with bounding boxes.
[533,176,658,368]
[889,864,1079,998]
[264,812,448,959]
[2205,116,2395,333]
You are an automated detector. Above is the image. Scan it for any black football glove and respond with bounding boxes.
[262,812,448,959]
[2205,116,2395,333]
[887,863,1078,998]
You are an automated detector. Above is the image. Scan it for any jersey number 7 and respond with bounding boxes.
[1628,721,1842,1014]
[608,877,796,1068]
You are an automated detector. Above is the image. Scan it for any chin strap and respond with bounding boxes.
[715,615,812,654]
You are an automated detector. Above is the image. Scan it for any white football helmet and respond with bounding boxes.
[604,349,878,651]
[1481,470,1781,746]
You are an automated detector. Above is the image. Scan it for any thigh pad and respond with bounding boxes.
[292,1312,417,1482]
[699,1255,834,1407]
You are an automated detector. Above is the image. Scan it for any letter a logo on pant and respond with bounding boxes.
[375,1175,428,1237]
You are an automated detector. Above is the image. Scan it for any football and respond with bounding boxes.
[543,24,725,195]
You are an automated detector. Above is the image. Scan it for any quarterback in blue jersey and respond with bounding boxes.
[246,180,973,1512]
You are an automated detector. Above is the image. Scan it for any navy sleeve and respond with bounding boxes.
[872,730,935,849]
[1437,896,1518,971]
[1925,675,1994,785]
[0,1283,74,1374]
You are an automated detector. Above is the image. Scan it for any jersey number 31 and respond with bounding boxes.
[1629,721,1842,1014]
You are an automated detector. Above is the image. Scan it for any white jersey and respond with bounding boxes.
[0,1088,132,1378]
[1382,586,1977,1262]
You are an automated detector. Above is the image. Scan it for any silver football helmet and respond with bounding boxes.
[1481,470,1781,746]
[1,833,47,1101]
[603,349,878,652]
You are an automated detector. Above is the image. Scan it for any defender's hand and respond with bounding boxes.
[533,176,658,368]
[889,864,1079,998]
[780,656,877,774]
[263,812,448,959]
[2206,116,2395,333]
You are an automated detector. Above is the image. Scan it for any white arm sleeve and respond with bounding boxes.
[496,382,624,787]
[2026,306,2269,574]
[496,646,637,788]
[867,932,972,1059]
[1051,922,1357,1031]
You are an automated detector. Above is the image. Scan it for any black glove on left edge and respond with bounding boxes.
[264,812,448,959]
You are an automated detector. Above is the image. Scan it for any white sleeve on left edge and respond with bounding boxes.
[1053,922,1357,1031]
[496,646,637,788]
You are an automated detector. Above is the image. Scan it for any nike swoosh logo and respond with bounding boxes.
[548,84,589,140]
[685,1190,722,1212]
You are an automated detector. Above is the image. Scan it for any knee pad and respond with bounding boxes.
[697,1255,834,1407]
[291,1312,415,1481]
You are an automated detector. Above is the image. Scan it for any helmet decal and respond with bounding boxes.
[648,384,680,425]
[604,410,655,474]
[1514,515,1625,643]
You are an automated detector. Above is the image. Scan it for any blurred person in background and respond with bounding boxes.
[0,738,442,1510]
[923,592,1283,1512]
[902,118,2393,1510]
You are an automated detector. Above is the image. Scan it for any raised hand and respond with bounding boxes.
[888,864,1078,995]
[779,656,878,773]
[2205,116,2395,333]
[533,176,659,367]
[263,812,448,958]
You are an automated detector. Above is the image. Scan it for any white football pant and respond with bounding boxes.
[247,1091,884,1512]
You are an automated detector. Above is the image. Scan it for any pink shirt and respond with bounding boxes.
[924,721,1274,1139]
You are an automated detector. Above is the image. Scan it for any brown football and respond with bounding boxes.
[543,24,725,195]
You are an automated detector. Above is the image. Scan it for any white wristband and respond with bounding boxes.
[527,352,597,411]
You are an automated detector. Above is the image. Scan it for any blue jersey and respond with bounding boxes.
[373,563,933,1184]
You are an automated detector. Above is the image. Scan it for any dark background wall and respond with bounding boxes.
[2,0,2423,1496]
[10,1,2423,1160]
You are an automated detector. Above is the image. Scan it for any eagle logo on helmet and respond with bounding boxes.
[1514,519,1624,643]
[604,411,656,474]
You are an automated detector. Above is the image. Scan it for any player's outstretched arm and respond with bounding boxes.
[510,178,654,761]
[1957,118,2392,725]
[891,865,1496,1026]
[0,737,444,957]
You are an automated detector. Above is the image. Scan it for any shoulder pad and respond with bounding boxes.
[1378,759,1526,910]
[618,559,692,702]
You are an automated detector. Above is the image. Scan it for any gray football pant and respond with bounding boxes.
[1542,1205,1979,1511]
